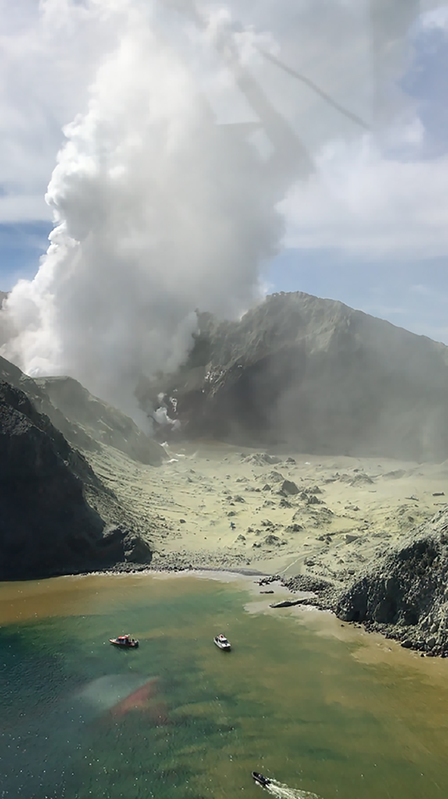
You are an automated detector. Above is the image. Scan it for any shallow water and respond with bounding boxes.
[1,574,448,799]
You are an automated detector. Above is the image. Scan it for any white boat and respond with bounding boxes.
[214,634,231,651]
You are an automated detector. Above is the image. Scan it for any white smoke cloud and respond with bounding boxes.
[1,0,288,420]
[1,0,442,422]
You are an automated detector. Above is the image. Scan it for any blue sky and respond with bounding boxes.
[1,1,448,344]
[267,252,448,343]
[0,221,50,289]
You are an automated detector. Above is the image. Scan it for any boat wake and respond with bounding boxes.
[264,779,320,799]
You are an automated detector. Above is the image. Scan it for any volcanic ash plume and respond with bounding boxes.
[1,0,431,425]
[1,1,286,422]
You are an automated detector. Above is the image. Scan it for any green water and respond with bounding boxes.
[1,574,448,799]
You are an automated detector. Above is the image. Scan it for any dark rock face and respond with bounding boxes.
[0,356,165,465]
[281,479,299,495]
[334,508,448,654]
[0,380,152,579]
[143,292,448,461]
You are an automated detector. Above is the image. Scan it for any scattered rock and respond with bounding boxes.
[243,453,281,466]
[264,534,281,545]
[123,533,153,564]
[279,498,292,508]
[268,470,285,483]
[270,598,311,608]
[307,495,323,505]
[281,479,300,495]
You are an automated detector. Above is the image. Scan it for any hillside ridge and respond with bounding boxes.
[143,291,448,461]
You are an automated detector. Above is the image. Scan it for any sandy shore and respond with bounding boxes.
[85,440,448,586]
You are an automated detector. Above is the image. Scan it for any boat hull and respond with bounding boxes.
[109,639,139,648]
[252,772,270,787]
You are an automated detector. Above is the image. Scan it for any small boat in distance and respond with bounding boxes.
[110,635,139,648]
[252,772,270,788]
[214,634,231,651]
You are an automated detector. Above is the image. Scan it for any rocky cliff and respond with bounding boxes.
[0,357,166,466]
[36,375,166,466]
[0,366,155,579]
[333,507,448,656]
[143,292,448,461]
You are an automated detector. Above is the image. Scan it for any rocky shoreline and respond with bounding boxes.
[272,507,448,658]
[2,342,448,657]
[74,510,448,659]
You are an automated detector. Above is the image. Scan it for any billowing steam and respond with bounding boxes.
[0,0,435,424]
[2,0,289,422]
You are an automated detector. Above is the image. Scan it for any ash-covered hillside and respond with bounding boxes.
[0,357,166,466]
[144,292,448,461]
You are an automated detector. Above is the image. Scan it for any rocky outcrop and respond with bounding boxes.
[332,507,448,655]
[0,380,152,579]
[36,375,166,465]
[143,292,448,461]
[0,356,166,465]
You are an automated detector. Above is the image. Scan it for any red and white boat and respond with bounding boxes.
[214,634,231,651]
[109,634,139,648]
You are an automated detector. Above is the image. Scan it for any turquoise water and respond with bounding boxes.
[1,574,448,799]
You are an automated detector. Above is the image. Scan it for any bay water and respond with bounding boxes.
[0,573,447,799]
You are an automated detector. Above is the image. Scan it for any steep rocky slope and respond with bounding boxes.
[0,354,165,579]
[0,379,153,579]
[0,357,165,465]
[332,507,448,655]
[144,292,448,461]
[36,375,166,465]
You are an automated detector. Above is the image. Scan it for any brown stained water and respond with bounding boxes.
[0,574,448,799]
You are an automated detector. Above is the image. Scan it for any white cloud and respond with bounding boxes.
[1,0,286,419]
[0,0,123,219]
[280,132,448,258]
[2,0,447,418]
[0,0,431,222]
[419,3,448,30]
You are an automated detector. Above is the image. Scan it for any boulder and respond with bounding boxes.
[281,479,299,495]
